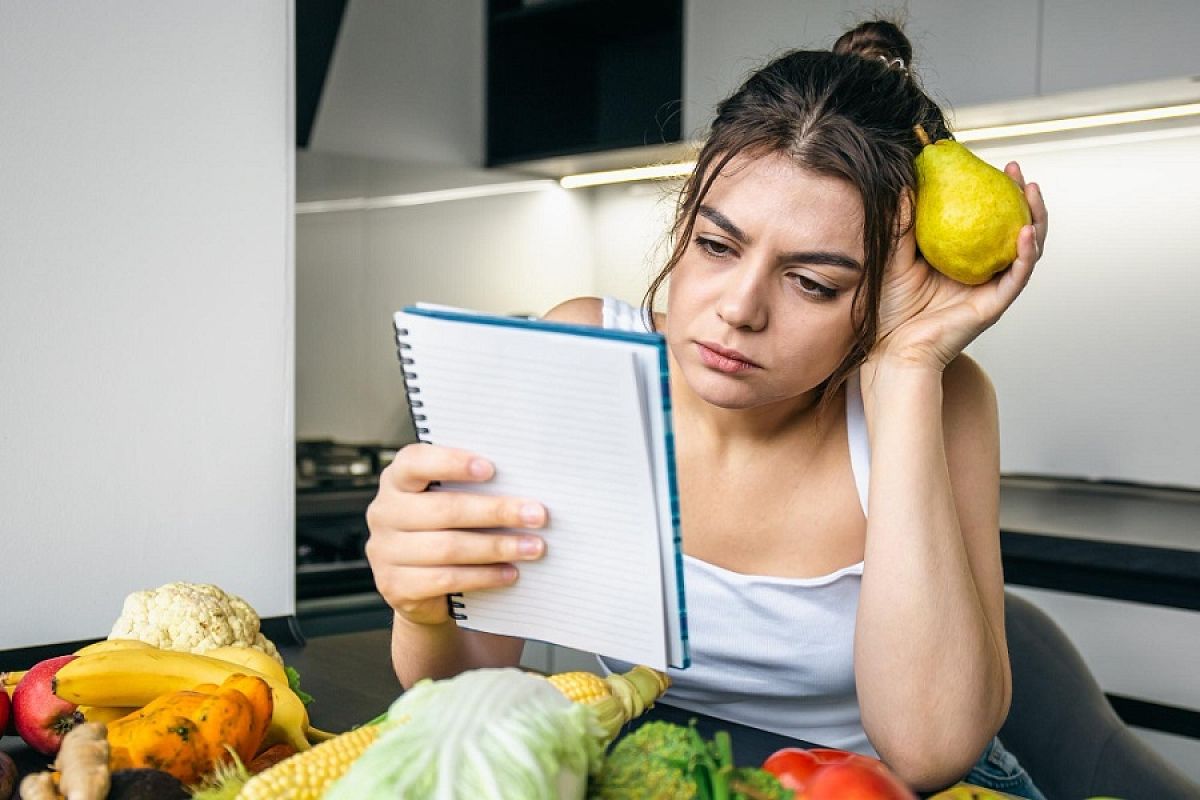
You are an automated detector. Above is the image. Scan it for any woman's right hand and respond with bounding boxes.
[365,443,547,626]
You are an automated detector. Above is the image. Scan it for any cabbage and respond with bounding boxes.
[323,668,605,800]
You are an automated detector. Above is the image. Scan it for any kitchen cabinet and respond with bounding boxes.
[681,0,855,137]
[486,0,684,166]
[1040,0,1200,94]
[683,0,1041,139]
[906,0,1040,109]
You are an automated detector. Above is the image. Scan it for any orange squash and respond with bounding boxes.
[106,674,272,784]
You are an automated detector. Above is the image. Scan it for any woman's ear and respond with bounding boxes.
[896,189,916,238]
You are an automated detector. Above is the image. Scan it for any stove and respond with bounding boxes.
[295,440,402,600]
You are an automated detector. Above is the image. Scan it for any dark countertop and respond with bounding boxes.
[1000,476,1200,552]
[998,477,1200,610]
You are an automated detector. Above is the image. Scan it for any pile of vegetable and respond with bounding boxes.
[0,582,319,800]
[4,580,1126,800]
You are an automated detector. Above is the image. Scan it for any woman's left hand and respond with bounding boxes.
[871,162,1048,371]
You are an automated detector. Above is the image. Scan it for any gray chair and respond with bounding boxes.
[998,591,1199,799]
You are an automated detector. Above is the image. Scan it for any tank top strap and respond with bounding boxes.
[601,295,653,334]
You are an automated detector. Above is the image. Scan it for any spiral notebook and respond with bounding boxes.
[393,304,688,670]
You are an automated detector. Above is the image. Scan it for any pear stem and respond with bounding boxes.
[913,124,931,147]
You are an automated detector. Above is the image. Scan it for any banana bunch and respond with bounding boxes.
[52,640,330,752]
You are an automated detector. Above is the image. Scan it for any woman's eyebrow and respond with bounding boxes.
[699,205,750,243]
[698,204,862,271]
[781,250,863,271]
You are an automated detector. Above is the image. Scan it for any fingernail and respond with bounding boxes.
[519,503,545,527]
[469,458,493,478]
[501,566,518,582]
[518,536,544,558]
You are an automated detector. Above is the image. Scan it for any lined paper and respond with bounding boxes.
[396,308,686,670]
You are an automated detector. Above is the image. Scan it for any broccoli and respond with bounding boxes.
[729,766,793,800]
[588,720,793,800]
[590,721,697,800]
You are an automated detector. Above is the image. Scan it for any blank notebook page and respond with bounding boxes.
[401,313,670,668]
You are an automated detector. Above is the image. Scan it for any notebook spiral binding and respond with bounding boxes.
[395,322,466,621]
[395,327,430,437]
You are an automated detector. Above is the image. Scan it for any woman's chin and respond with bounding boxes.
[686,376,765,410]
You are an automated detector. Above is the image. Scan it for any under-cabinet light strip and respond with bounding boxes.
[558,102,1200,189]
[295,179,557,214]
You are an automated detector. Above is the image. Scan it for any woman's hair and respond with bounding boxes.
[644,20,950,409]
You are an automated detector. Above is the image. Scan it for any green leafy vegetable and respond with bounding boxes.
[284,665,313,706]
[324,668,605,800]
[589,720,792,800]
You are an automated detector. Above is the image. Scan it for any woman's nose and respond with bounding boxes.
[716,264,769,331]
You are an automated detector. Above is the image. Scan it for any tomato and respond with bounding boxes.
[763,746,916,799]
[762,748,822,789]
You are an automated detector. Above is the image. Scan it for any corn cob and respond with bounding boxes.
[235,720,395,800]
[233,665,668,798]
[548,665,671,740]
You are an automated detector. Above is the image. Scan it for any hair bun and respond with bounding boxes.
[832,20,913,73]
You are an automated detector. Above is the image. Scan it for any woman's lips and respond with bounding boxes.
[696,341,761,374]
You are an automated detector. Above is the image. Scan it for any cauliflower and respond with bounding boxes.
[108,581,282,662]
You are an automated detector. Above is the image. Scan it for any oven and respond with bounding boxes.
[295,440,399,601]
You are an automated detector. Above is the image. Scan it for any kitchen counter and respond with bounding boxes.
[998,477,1200,610]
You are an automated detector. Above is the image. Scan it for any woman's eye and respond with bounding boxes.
[791,274,838,300]
[695,237,732,258]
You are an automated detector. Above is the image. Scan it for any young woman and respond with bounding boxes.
[365,20,1049,796]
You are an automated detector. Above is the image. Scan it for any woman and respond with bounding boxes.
[365,20,1049,796]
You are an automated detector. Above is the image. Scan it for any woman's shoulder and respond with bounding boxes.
[543,296,661,332]
[542,296,603,325]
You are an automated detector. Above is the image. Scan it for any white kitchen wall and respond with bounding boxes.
[0,1,294,648]
[588,182,680,305]
[295,153,595,445]
[966,125,1200,489]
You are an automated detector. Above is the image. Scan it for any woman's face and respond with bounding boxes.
[666,152,866,410]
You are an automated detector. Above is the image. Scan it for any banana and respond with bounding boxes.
[1,640,151,699]
[53,647,313,751]
[203,645,289,685]
[1,670,24,699]
[74,638,154,656]
[77,704,140,725]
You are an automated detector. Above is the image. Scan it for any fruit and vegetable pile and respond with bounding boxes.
[0,581,1117,799]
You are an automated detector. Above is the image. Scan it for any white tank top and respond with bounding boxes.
[598,296,876,756]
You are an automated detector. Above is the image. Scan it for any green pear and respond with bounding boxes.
[913,128,1031,285]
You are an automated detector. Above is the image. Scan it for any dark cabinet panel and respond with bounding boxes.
[486,0,683,166]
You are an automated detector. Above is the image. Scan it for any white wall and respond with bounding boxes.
[0,2,295,648]
[295,154,595,445]
[589,182,680,306]
[966,125,1200,489]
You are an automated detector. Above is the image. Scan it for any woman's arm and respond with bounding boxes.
[854,167,1046,789]
[855,353,1009,790]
